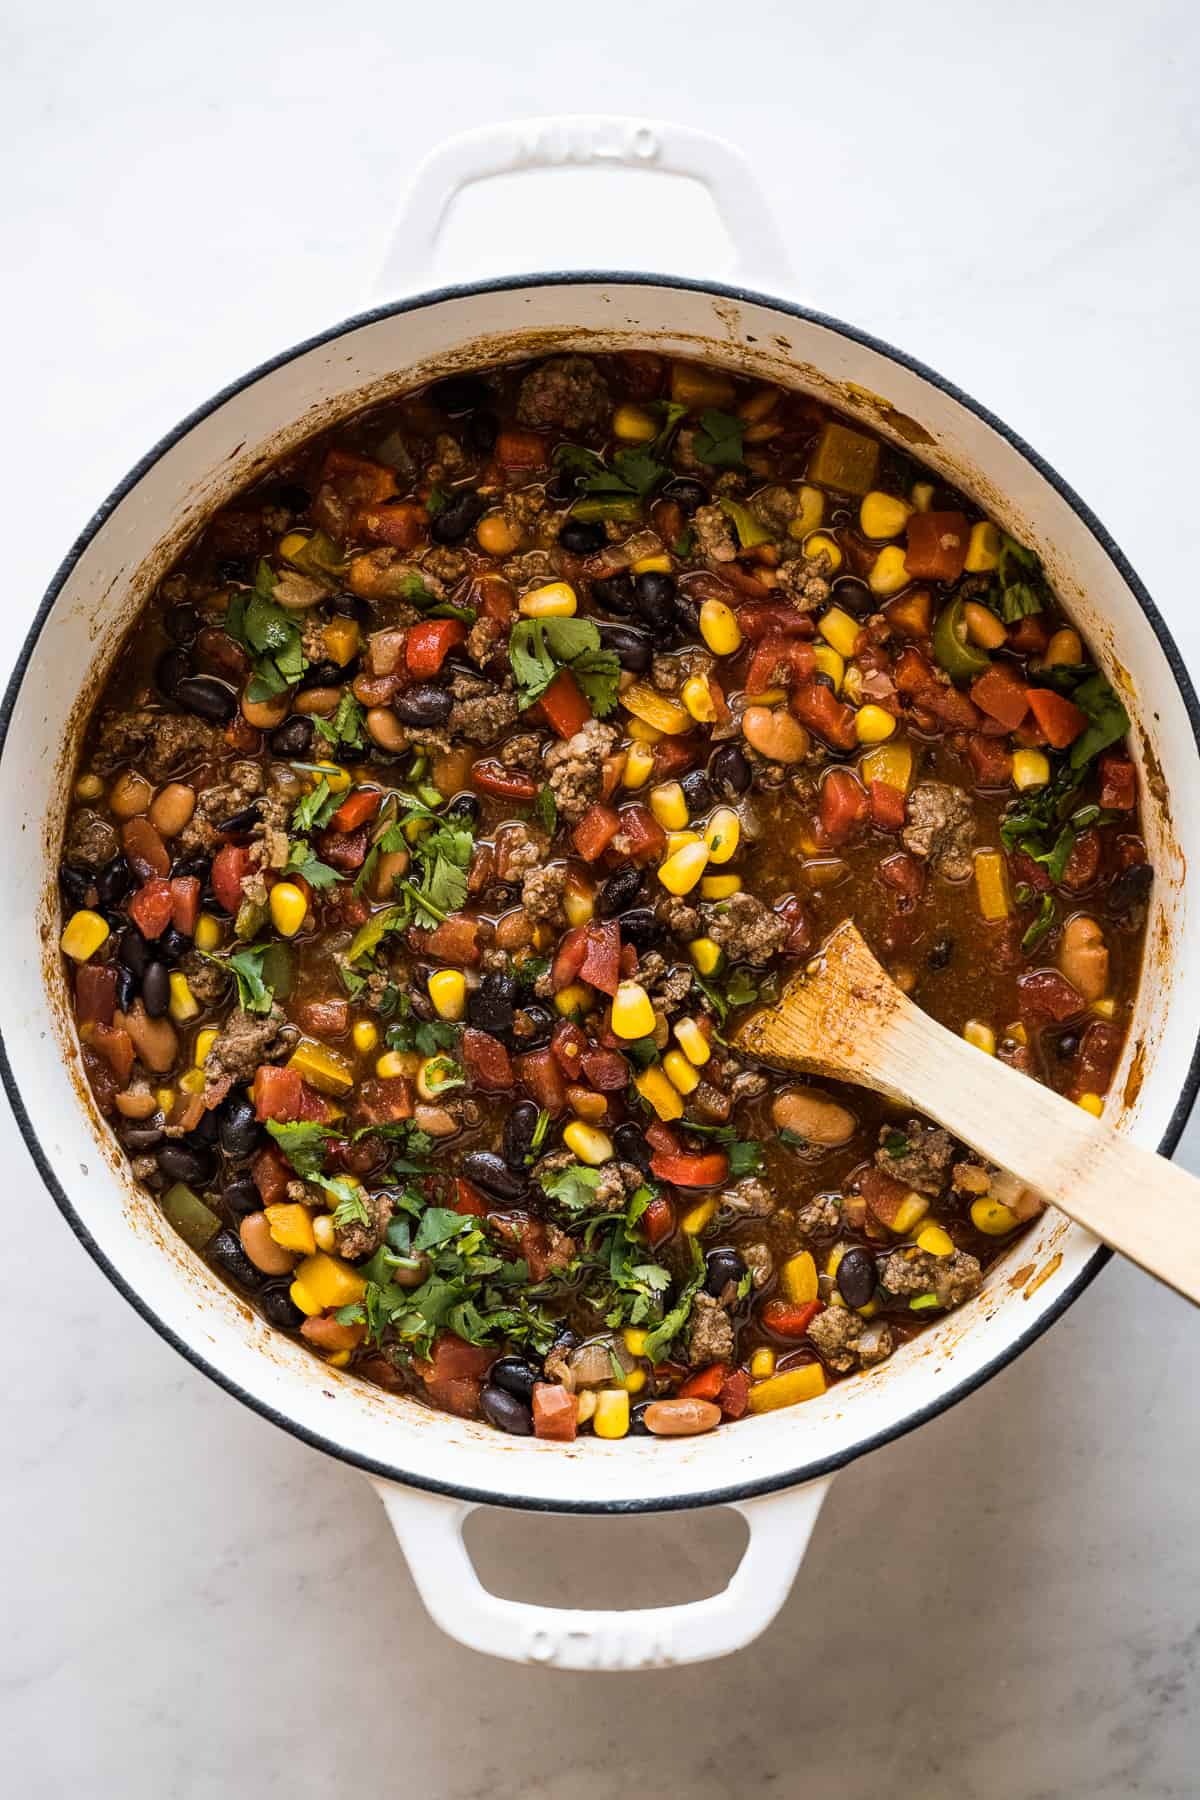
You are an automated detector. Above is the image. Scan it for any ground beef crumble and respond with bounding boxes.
[543,718,617,822]
[876,1119,956,1196]
[902,782,976,882]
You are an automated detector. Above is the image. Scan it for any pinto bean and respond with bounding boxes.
[121,816,170,879]
[114,1083,160,1120]
[741,705,810,764]
[241,688,292,729]
[771,1087,856,1146]
[494,909,534,952]
[149,782,196,837]
[370,848,410,900]
[108,771,153,818]
[643,1398,722,1436]
[293,686,343,717]
[413,1103,459,1137]
[239,1212,297,1276]
[366,706,409,753]
[118,1000,179,1074]
[368,628,409,676]
[1058,914,1109,1003]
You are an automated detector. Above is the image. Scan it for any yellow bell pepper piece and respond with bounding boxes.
[748,1364,828,1412]
[288,1038,355,1096]
[780,1251,818,1305]
[621,682,692,735]
[974,850,1010,922]
[291,1252,366,1311]
[265,1203,317,1256]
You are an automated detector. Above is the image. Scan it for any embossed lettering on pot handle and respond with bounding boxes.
[371,1478,830,1668]
[375,115,794,298]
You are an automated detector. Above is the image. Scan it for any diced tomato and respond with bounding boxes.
[1017,969,1085,1023]
[551,1020,588,1079]
[792,680,858,750]
[318,446,398,506]
[644,1120,682,1155]
[904,510,970,582]
[1070,1020,1124,1100]
[735,601,816,640]
[970,665,1031,730]
[453,1177,490,1217]
[317,827,369,871]
[775,894,813,956]
[1008,848,1052,893]
[515,1047,568,1113]
[966,733,1013,789]
[643,1194,676,1246]
[1026,685,1087,749]
[495,430,548,469]
[354,500,428,550]
[581,1047,629,1090]
[252,1065,303,1122]
[355,1076,414,1124]
[532,1382,578,1441]
[462,1027,513,1092]
[412,915,480,965]
[717,1368,751,1420]
[819,769,870,845]
[651,734,705,780]
[89,1021,134,1085]
[1099,752,1136,811]
[883,588,932,639]
[251,1145,291,1205]
[301,1315,366,1351]
[423,1332,499,1383]
[649,1149,730,1188]
[551,926,588,993]
[619,942,639,978]
[858,1166,912,1229]
[578,920,621,996]
[761,1299,823,1339]
[573,802,622,863]
[538,667,592,740]
[471,759,538,801]
[614,803,667,863]
[1007,614,1049,656]
[165,876,200,936]
[329,788,383,833]
[679,1364,726,1401]
[1062,828,1101,892]
[745,634,815,694]
[128,878,174,938]
[211,843,250,914]
[405,618,467,677]
[893,646,937,697]
[868,779,907,831]
[879,851,924,900]
[75,963,117,1026]
[422,1375,484,1418]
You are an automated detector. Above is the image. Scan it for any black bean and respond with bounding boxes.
[114,966,136,1011]
[550,1320,579,1351]
[559,518,607,555]
[480,1384,534,1435]
[272,481,311,515]
[681,769,716,814]
[460,1150,527,1203]
[502,1099,541,1169]
[466,410,498,454]
[545,470,578,504]
[430,374,490,414]
[393,684,453,728]
[704,1247,745,1297]
[118,927,152,979]
[927,935,954,971]
[468,971,517,1036]
[832,576,872,617]
[209,1227,264,1292]
[596,623,652,673]
[1055,1032,1080,1061]
[95,855,133,910]
[59,864,92,911]
[155,648,192,699]
[589,572,637,616]
[219,1095,261,1160]
[141,961,170,1018]
[490,1356,540,1404]
[299,658,345,692]
[186,1108,219,1147]
[1109,862,1154,916]
[612,1121,652,1174]
[617,908,664,951]
[214,557,250,583]
[260,1284,305,1330]
[269,716,314,758]
[634,571,679,633]
[663,477,708,515]
[222,1175,262,1218]
[597,864,645,917]
[158,925,189,964]
[445,792,481,826]
[121,1123,164,1152]
[156,1141,216,1187]
[813,671,836,694]
[629,1400,654,1435]
[709,743,752,799]
[512,1002,554,1048]
[432,489,487,545]
[216,803,262,836]
[836,1247,877,1310]
[175,676,237,724]
[164,603,201,644]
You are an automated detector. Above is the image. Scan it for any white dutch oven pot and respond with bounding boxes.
[4,118,1199,1671]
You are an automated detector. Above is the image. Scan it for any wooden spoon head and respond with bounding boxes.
[733,919,907,1087]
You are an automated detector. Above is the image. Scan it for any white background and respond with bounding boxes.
[3,2,1200,1795]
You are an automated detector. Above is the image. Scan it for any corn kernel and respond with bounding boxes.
[748,1364,826,1412]
[689,937,723,976]
[1091,996,1117,1020]
[1013,749,1050,790]
[632,554,673,575]
[963,1020,996,1055]
[860,741,913,793]
[672,1017,711,1066]
[804,531,844,573]
[265,1202,317,1256]
[611,980,655,1040]
[519,581,577,618]
[658,840,709,895]
[623,1367,647,1394]
[427,968,466,1021]
[622,742,656,788]
[74,772,104,801]
[155,1087,175,1115]
[781,1251,819,1304]
[700,873,742,899]
[554,982,592,1018]
[682,674,717,724]
[750,1347,777,1380]
[891,1192,930,1235]
[812,643,845,691]
[279,530,310,562]
[1005,1021,1028,1047]
[269,882,307,938]
[634,1064,685,1122]
[562,1120,614,1165]
[916,1223,955,1258]
[860,491,913,540]
[787,485,826,539]
[178,1068,206,1095]
[352,1019,379,1054]
[868,545,910,597]
[576,1390,598,1425]
[612,402,658,442]
[704,808,740,865]
[649,781,689,830]
[626,717,664,745]
[1077,1091,1105,1117]
[681,1197,719,1235]
[964,520,1002,573]
[375,1049,419,1079]
[910,481,935,513]
[854,704,896,746]
[562,875,595,927]
[417,1055,461,1102]
[593,1388,631,1439]
[818,605,861,660]
[194,1028,218,1067]
[309,761,351,793]
[622,683,692,735]
[326,1349,352,1369]
[313,1214,337,1251]
[623,1328,649,1358]
[663,1048,700,1095]
[699,597,743,657]
[193,913,222,953]
[167,972,199,1023]
[60,909,109,962]
[971,1196,1020,1234]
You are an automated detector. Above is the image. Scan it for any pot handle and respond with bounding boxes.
[370,1475,831,1668]
[374,115,794,299]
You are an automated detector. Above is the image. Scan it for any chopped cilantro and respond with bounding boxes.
[1018,889,1057,953]
[534,784,558,835]
[727,1139,764,1177]
[509,617,621,718]
[881,1129,910,1159]
[642,1237,705,1362]
[224,560,308,701]
[312,692,366,753]
[283,839,339,889]
[291,777,340,836]
[206,944,275,1016]
[540,1161,603,1212]
[691,409,745,469]
[265,1119,336,1178]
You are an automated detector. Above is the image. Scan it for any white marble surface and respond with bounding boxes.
[4,2,1200,1793]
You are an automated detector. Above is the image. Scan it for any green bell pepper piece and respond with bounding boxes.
[932,597,992,683]
[162,1183,220,1252]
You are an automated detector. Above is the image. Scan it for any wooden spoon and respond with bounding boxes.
[734,918,1200,1304]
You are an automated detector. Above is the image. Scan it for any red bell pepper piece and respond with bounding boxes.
[539,668,592,739]
[128,878,174,939]
[515,1047,568,1113]
[649,1149,730,1188]
[1098,751,1136,810]
[819,768,870,845]
[211,842,250,914]
[329,788,383,833]
[578,921,621,996]
[461,1027,514,1092]
[643,1194,676,1246]
[791,679,858,750]
[868,779,907,831]
[904,510,970,582]
[573,802,622,862]
[679,1364,726,1401]
[970,665,1031,730]
[532,1382,578,1441]
[761,1299,823,1339]
[1025,685,1088,749]
[75,963,117,1026]
[406,618,467,676]
[470,759,539,801]
[717,1367,751,1420]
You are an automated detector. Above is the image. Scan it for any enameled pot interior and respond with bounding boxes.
[4,276,1197,1511]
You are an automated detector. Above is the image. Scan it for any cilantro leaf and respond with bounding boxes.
[312,692,366,753]
[397,571,477,626]
[993,533,1045,623]
[347,903,407,967]
[540,1162,603,1213]
[291,777,340,835]
[1069,673,1130,770]
[727,1140,764,1177]
[329,1183,371,1229]
[1019,889,1057,953]
[692,409,745,469]
[265,1119,336,1178]
[642,1237,705,1362]
[209,944,276,1016]
[509,617,620,717]
[534,785,558,835]
[225,561,308,701]
[283,839,340,889]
